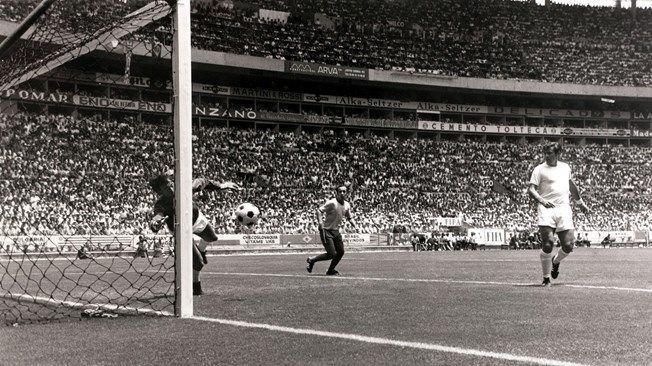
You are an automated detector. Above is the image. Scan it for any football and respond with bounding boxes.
[234,202,260,227]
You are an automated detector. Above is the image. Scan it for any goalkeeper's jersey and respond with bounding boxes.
[153,192,200,232]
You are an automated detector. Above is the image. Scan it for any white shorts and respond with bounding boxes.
[537,204,574,232]
[192,212,209,234]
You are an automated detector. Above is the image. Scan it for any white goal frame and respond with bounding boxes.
[172,0,194,318]
[0,0,192,320]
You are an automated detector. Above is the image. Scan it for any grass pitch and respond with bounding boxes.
[2,247,651,365]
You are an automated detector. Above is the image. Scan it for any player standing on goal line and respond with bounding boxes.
[528,143,590,287]
[307,185,358,276]
[148,173,240,295]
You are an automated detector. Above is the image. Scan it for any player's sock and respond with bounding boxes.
[551,248,569,279]
[553,248,570,264]
[540,251,553,278]
[200,251,208,264]
[193,281,203,296]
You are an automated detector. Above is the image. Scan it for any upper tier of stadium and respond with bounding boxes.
[1,0,650,87]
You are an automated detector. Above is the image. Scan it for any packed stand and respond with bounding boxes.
[2,0,650,86]
[1,112,651,238]
[0,0,152,34]
[187,0,652,86]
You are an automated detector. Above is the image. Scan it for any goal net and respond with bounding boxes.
[0,0,179,324]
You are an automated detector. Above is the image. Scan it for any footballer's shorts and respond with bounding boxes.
[319,227,344,256]
[537,203,574,232]
[192,213,209,272]
[192,211,209,234]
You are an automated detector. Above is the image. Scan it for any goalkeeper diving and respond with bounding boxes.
[149,172,240,295]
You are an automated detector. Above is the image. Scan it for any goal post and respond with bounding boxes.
[172,0,194,318]
[0,0,195,324]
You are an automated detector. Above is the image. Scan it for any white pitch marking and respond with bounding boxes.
[203,272,652,293]
[191,315,588,366]
[6,266,650,294]
[563,284,652,292]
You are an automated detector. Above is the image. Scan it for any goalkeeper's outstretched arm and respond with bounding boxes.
[192,178,240,192]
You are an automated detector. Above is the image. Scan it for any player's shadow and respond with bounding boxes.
[515,283,566,287]
[311,274,345,277]
[222,297,247,302]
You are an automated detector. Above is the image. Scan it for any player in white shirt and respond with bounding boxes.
[528,143,589,287]
[306,186,357,276]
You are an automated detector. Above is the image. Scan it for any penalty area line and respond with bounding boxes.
[190,315,587,366]
[203,272,652,293]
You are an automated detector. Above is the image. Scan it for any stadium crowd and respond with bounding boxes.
[1,112,650,238]
[1,0,651,86]
[189,0,651,86]
[0,0,150,31]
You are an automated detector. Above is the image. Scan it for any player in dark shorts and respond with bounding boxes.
[306,186,358,276]
[149,174,239,295]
